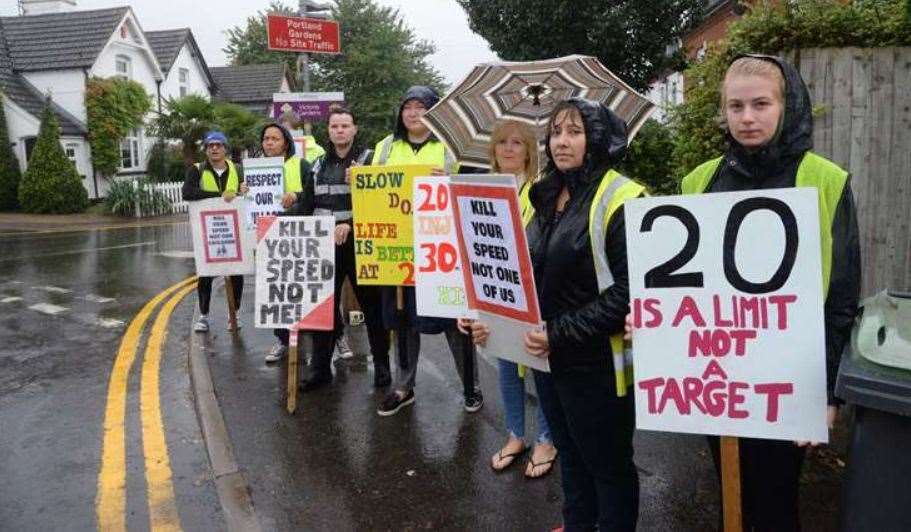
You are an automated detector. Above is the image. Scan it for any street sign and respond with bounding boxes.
[272,92,345,122]
[267,14,340,54]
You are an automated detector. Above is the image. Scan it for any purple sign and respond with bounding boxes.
[272,92,345,122]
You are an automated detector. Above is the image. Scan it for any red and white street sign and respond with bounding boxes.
[267,14,341,54]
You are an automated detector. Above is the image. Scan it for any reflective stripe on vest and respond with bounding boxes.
[523,170,646,396]
[197,160,240,193]
[376,135,457,174]
[283,156,303,193]
[681,151,848,297]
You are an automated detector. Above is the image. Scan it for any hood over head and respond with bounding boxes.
[259,121,296,158]
[726,54,813,165]
[543,97,629,179]
[394,85,441,140]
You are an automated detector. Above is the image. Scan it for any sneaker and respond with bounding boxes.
[464,391,484,413]
[193,315,209,332]
[377,390,415,417]
[335,335,354,359]
[265,342,287,363]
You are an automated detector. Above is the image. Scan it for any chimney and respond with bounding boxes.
[20,0,77,16]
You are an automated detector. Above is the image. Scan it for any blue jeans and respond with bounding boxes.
[498,358,551,443]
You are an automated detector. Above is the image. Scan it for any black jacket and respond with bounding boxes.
[181,160,243,201]
[698,55,861,404]
[258,121,315,216]
[527,98,638,375]
[306,144,371,223]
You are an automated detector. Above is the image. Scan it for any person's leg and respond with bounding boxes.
[499,358,526,439]
[303,330,334,387]
[535,370,598,531]
[229,275,244,310]
[740,438,805,531]
[354,283,390,385]
[392,327,420,394]
[556,369,638,532]
[443,324,479,393]
[532,370,553,444]
[197,276,213,315]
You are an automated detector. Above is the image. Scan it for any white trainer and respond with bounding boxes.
[265,342,287,363]
[193,315,209,332]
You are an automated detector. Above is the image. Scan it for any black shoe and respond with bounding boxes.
[377,390,415,416]
[300,374,332,393]
[373,367,391,388]
[464,391,484,413]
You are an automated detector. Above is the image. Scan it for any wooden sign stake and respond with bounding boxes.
[720,436,743,532]
[286,326,299,414]
[224,277,238,332]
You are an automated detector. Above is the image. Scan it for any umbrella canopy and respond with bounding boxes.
[423,55,656,169]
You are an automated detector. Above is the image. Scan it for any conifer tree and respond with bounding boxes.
[0,95,22,210]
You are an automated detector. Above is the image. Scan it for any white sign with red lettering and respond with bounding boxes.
[189,198,255,277]
[625,188,827,442]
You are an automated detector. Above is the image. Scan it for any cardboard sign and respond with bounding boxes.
[450,175,547,372]
[189,198,255,277]
[273,92,345,122]
[625,188,828,442]
[254,215,336,331]
[266,15,341,54]
[351,164,435,286]
[413,176,473,319]
[243,157,285,230]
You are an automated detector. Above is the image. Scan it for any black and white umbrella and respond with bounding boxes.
[423,55,655,169]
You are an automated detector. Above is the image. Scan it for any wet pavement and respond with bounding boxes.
[0,219,849,531]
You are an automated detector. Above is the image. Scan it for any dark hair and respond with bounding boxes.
[327,106,356,125]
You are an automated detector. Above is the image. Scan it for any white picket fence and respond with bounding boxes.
[131,179,187,218]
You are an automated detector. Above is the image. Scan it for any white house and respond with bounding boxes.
[0,0,212,199]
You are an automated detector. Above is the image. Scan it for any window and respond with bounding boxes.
[120,130,140,169]
[178,68,190,97]
[115,55,131,80]
[65,143,78,165]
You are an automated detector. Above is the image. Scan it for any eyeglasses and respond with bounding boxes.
[206,143,225,150]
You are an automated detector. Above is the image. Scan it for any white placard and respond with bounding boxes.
[413,175,473,319]
[243,157,285,230]
[254,215,336,331]
[625,188,827,442]
[189,198,255,277]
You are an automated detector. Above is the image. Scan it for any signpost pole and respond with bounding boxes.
[297,0,333,136]
[720,436,743,532]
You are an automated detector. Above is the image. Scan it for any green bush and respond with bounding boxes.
[619,119,679,195]
[669,0,911,176]
[0,95,22,210]
[18,101,88,213]
[85,77,151,177]
[104,177,171,217]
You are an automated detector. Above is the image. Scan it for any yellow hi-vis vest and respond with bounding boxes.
[283,156,304,194]
[680,151,848,297]
[197,160,240,193]
[521,170,646,396]
[301,135,325,163]
[372,134,458,173]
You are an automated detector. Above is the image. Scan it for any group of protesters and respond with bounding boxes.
[182,53,861,532]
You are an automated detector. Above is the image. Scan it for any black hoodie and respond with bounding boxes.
[701,55,860,404]
[527,98,639,376]
[393,85,441,142]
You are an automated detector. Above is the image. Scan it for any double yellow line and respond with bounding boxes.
[96,276,198,532]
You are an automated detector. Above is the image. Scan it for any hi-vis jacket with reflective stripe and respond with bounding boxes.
[523,170,645,396]
[372,135,458,174]
[196,160,241,193]
[681,151,847,296]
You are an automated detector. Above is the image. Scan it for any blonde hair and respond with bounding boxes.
[489,120,539,183]
[720,56,786,112]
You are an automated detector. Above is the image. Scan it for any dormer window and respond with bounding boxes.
[178,68,190,97]
[120,24,128,39]
[115,55,131,80]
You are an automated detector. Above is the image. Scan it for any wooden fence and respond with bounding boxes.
[787,47,911,296]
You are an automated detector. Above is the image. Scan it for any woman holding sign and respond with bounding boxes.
[678,55,860,531]
[470,99,645,530]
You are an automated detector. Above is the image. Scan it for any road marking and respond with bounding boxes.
[82,294,117,304]
[1,296,22,303]
[96,276,196,532]
[34,285,72,294]
[29,303,68,315]
[0,241,156,262]
[159,251,194,259]
[141,283,196,532]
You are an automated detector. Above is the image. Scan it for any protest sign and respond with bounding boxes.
[242,157,285,230]
[351,164,434,286]
[273,92,345,123]
[189,198,255,277]
[450,175,546,372]
[413,175,473,319]
[625,188,828,442]
[254,215,336,331]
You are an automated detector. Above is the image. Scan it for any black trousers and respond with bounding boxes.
[197,275,244,315]
[707,436,806,532]
[534,367,639,531]
[307,233,389,379]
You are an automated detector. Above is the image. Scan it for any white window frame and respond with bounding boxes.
[115,55,132,80]
[178,68,190,97]
[120,129,141,170]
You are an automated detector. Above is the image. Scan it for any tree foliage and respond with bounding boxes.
[224,0,445,146]
[147,95,215,165]
[0,94,22,210]
[618,119,678,196]
[456,0,702,92]
[19,100,88,213]
[85,77,151,176]
[669,0,911,177]
[213,102,266,161]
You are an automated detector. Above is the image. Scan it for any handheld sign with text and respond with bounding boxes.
[254,215,336,331]
[243,157,285,230]
[189,198,255,277]
[450,175,547,372]
[413,175,474,319]
[625,188,828,442]
[351,164,435,286]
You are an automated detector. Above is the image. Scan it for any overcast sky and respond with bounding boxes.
[0,0,500,85]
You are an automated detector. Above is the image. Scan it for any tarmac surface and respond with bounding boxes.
[0,214,850,531]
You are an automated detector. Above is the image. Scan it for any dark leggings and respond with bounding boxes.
[197,275,244,315]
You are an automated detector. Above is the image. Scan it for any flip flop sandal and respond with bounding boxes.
[525,453,558,479]
[491,445,527,472]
